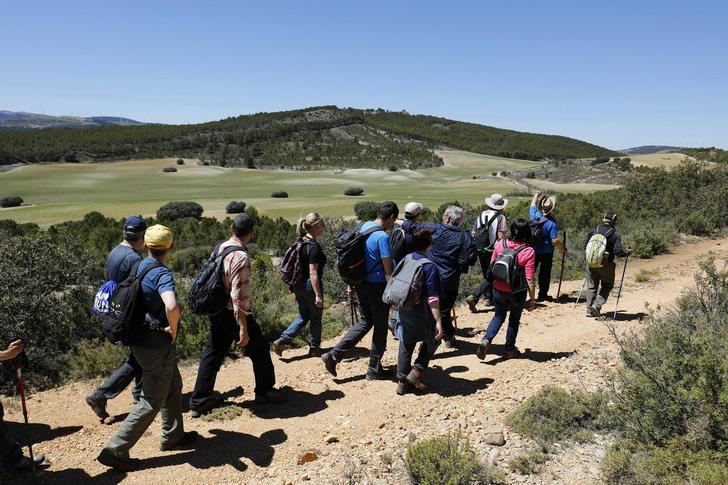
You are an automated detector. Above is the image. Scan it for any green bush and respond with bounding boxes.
[506,386,610,446]
[508,449,546,475]
[162,167,178,173]
[157,201,204,221]
[66,339,128,380]
[168,246,212,278]
[681,210,713,236]
[624,223,676,258]
[353,201,380,221]
[225,201,246,214]
[344,187,365,196]
[271,191,289,198]
[176,158,185,165]
[0,196,23,208]
[406,431,506,485]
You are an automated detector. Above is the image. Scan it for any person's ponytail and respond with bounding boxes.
[296,217,308,239]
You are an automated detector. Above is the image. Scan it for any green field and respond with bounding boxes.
[0,151,549,225]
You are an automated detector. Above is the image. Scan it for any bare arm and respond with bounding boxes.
[0,340,24,361]
[531,191,543,207]
[161,291,181,342]
[309,263,323,308]
[429,300,443,340]
[553,238,566,254]
[497,231,507,240]
[382,257,394,276]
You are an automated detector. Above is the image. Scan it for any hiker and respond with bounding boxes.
[189,214,282,417]
[0,340,45,473]
[401,205,477,348]
[476,219,536,360]
[273,212,327,357]
[98,224,198,471]
[86,215,146,422]
[322,201,399,380]
[394,229,444,395]
[388,202,424,334]
[529,192,566,301]
[584,212,631,317]
[466,193,509,312]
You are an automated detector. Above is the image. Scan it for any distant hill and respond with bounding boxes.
[620,145,683,155]
[0,111,143,129]
[0,106,617,168]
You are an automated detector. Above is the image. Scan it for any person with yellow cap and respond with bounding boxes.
[98,224,198,471]
[529,192,566,302]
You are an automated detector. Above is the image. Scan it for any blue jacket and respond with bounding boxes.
[402,220,477,285]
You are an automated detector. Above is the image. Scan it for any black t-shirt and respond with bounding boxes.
[300,239,327,280]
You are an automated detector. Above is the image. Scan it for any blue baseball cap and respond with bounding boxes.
[123,215,147,233]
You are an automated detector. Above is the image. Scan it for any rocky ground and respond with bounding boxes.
[2,237,725,484]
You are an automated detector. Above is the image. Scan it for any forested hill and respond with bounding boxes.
[0,106,617,168]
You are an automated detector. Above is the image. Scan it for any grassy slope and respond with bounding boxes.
[628,152,692,168]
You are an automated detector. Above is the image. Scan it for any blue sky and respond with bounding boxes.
[2,1,726,149]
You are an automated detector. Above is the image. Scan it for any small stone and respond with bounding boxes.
[408,432,417,443]
[484,432,505,446]
[325,435,339,444]
[297,450,318,465]
[301,474,310,481]
[595,448,607,460]
[487,448,500,467]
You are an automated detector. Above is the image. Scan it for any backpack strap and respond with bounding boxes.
[134,260,163,282]
[216,245,246,262]
[210,241,224,259]
[360,224,383,237]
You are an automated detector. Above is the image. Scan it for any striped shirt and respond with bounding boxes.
[219,236,252,320]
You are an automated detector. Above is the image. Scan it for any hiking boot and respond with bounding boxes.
[405,368,427,391]
[255,388,287,404]
[189,395,223,418]
[272,339,286,357]
[388,318,397,335]
[13,455,45,472]
[160,431,200,451]
[443,336,458,349]
[466,295,478,313]
[483,298,494,307]
[308,346,323,358]
[97,449,139,472]
[476,338,492,360]
[321,352,338,377]
[504,347,522,359]
[85,394,109,421]
[366,367,394,381]
[536,295,553,303]
[396,380,414,396]
[587,306,601,318]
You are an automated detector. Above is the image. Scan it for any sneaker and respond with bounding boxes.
[465,295,478,313]
[483,298,494,307]
[160,431,200,451]
[189,395,223,418]
[97,449,139,472]
[504,347,522,359]
[85,394,109,421]
[443,336,458,349]
[405,369,427,391]
[366,367,394,381]
[255,388,287,404]
[272,339,286,357]
[536,295,553,303]
[476,338,491,360]
[396,380,414,396]
[321,352,338,377]
[308,347,323,358]
[587,306,601,318]
[13,455,45,472]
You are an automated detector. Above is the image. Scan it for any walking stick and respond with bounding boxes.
[613,255,629,320]
[16,359,36,472]
[556,230,567,300]
[574,276,587,308]
[451,306,458,329]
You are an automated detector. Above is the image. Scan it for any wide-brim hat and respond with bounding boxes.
[540,196,556,216]
[485,193,508,211]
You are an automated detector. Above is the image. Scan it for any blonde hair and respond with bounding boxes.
[297,212,324,239]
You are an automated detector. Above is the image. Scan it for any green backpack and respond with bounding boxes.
[585,228,614,268]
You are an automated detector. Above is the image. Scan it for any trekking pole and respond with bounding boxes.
[451,306,458,329]
[15,358,36,472]
[556,230,567,300]
[613,255,629,320]
[574,276,587,308]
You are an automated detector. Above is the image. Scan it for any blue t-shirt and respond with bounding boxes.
[529,206,559,255]
[360,220,391,283]
[133,257,176,348]
[107,244,142,283]
[412,252,442,301]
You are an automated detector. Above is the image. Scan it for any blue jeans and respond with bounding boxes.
[279,280,323,349]
[484,288,527,348]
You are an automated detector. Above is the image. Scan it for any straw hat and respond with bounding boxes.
[485,193,509,211]
[540,196,556,216]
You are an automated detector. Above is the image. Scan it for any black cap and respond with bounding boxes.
[603,212,618,224]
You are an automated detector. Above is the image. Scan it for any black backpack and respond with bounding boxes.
[529,218,549,247]
[489,240,528,293]
[474,211,500,254]
[187,243,245,315]
[389,225,409,262]
[334,224,382,286]
[102,260,162,345]
[280,239,310,287]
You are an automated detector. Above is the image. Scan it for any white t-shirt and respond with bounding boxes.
[475,210,508,249]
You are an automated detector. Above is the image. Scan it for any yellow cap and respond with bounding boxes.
[144,224,174,249]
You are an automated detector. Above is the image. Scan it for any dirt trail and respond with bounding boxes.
[3,237,726,484]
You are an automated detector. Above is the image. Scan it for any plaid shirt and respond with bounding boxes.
[219,236,252,321]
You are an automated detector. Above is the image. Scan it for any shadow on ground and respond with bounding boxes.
[425,365,493,397]
[483,345,575,366]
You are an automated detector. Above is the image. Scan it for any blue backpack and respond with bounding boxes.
[93,280,118,315]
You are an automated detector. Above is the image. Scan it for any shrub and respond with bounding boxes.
[66,339,128,379]
[506,386,610,446]
[202,160,210,166]
[344,187,365,196]
[634,268,659,283]
[168,246,211,277]
[526,171,536,179]
[625,224,675,258]
[353,201,380,221]
[225,200,246,214]
[508,449,547,475]
[406,431,506,485]
[389,165,399,172]
[162,167,178,173]
[156,201,204,222]
[176,158,185,165]
[0,196,23,208]
[271,191,289,198]
[681,210,713,236]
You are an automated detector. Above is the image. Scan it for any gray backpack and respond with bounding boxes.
[382,254,430,309]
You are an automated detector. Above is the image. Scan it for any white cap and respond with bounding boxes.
[404,202,424,217]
